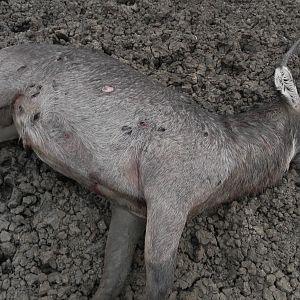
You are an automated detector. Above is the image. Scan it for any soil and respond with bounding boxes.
[0,0,300,299]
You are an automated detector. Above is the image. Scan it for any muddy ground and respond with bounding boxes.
[0,0,300,299]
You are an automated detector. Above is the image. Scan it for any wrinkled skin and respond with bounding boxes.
[0,43,299,300]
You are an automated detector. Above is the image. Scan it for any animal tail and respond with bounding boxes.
[274,38,300,110]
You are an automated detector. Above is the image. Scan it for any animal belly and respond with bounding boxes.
[12,93,146,218]
[35,144,147,218]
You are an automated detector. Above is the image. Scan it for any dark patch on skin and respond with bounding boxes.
[146,253,176,300]
[64,132,71,139]
[17,65,27,72]
[157,126,166,132]
[31,91,40,98]
[204,132,208,137]
[138,121,147,127]
[56,54,63,61]
[121,125,132,135]
[32,112,40,122]
[52,80,59,90]
[217,180,222,186]
[29,85,42,98]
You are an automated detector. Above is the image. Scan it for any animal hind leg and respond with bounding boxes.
[145,200,188,300]
[92,205,145,300]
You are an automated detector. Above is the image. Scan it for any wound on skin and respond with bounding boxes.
[64,132,71,139]
[102,85,114,93]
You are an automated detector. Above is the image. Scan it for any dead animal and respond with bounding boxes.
[0,39,299,299]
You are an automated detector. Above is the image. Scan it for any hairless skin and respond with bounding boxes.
[0,39,299,299]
